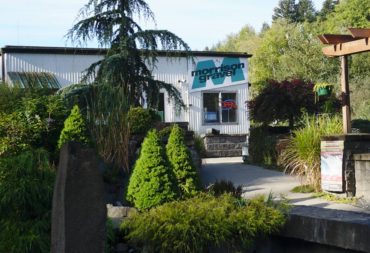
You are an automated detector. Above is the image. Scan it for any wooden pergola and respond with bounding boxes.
[318,28,370,134]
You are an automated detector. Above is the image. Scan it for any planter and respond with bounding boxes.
[317,87,331,96]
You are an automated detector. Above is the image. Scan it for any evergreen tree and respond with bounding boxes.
[272,0,297,22]
[319,0,339,20]
[296,0,317,22]
[67,0,190,108]
[166,125,200,198]
[127,129,177,210]
[273,0,317,23]
[58,105,89,149]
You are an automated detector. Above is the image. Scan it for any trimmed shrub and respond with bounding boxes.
[121,194,286,253]
[166,125,200,197]
[58,105,89,149]
[127,107,159,135]
[126,129,178,210]
[0,148,55,253]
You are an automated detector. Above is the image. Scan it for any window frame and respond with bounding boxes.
[202,90,238,125]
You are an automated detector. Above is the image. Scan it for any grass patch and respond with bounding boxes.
[312,192,357,205]
[291,185,315,193]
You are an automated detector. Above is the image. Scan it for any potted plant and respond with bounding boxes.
[313,82,333,97]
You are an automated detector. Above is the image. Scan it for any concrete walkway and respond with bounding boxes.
[201,157,370,213]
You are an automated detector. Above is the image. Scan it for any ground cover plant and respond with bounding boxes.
[166,125,200,198]
[121,193,287,253]
[126,129,178,210]
[312,192,357,205]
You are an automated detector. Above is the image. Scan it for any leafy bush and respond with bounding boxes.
[0,90,67,158]
[207,180,243,198]
[248,79,315,128]
[279,114,342,191]
[248,126,278,166]
[121,194,286,253]
[193,134,206,158]
[127,107,160,135]
[58,105,90,149]
[126,129,178,210]
[352,119,370,133]
[166,125,200,198]
[158,125,173,139]
[0,148,55,253]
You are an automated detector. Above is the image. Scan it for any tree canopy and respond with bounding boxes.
[272,0,316,23]
[214,0,370,120]
[67,0,190,108]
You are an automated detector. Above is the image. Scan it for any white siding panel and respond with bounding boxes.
[5,53,103,87]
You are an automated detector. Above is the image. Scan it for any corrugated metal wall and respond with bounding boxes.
[152,56,249,135]
[4,52,249,135]
[4,53,103,87]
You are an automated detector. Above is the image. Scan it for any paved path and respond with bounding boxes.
[201,157,370,213]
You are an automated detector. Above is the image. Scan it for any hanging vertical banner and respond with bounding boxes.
[189,57,248,92]
[321,140,344,192]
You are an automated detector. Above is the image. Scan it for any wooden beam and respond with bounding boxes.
[322,38,370,57]
[341,56,351,134]
[348,28,370,38]
[318,34,355,44]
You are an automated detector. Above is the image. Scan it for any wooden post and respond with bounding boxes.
[340,56,351,134]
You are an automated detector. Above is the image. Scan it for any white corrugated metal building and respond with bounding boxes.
[1,46,251,141]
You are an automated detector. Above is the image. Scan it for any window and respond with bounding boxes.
[203,93,219,123]
[221,93,237,123]
[203,92,237,124]
[8,72,61,89]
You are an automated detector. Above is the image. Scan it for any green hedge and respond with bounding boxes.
[248,126,278,166]
[121,194,287,253]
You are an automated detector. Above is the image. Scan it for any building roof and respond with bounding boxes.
[0,45,252,58]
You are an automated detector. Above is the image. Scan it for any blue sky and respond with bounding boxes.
[0,0,325,50]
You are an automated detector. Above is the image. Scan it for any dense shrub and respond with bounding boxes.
[121,194,287,253]
[166,125,200,197]
[248,79,315,128]
[280,114,342,191]
[248,126,278,166]
[158,125,173,139]
[58,105,90,149]
[126,129,178,210]
[0,90,67,158]
[0,85,56,114]
[193,134,206,158]
[0,149,55,253]
[127,107,160,135]
[352,119,370,133]
[207,180,243,198]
